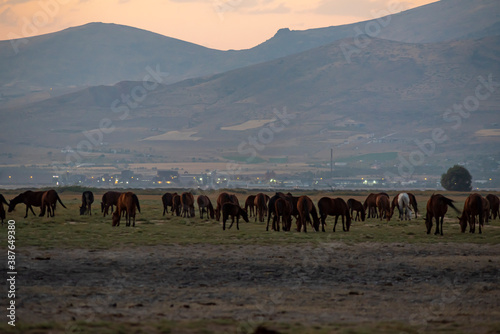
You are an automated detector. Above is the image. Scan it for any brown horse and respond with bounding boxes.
[222,203,249,230]
[318,197,351,232]
[0,194,9,225]
[254,193,268,223]
[274,197,294,231]
[408,192,419,218]
[79,191,94,215]
[296,195,320,233]
[172,194,181,216]
[363,193,379,218]
[486,194,499,220]
[101,191,121,217]
[39,189,67,217]
[112,192,141,227]
[244,195,256,217]
[180,192,195,218]
[8,190,45,218]
[376,194,392,222]
[197,195,215,219]
[459,193,484,234]
[425,194,459,235]
[347,198,365,222]
[162,192,178,215]
[215,192,232,221]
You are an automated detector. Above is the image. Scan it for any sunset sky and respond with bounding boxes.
[0,0,436,50]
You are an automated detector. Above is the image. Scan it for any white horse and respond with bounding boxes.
[397,193,412,220]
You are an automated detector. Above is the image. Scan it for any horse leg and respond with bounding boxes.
[333,216,338,232]
[229,216,235,230]
[342,215,346,232]
[236,217,240,230]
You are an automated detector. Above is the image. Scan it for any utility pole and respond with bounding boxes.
[330,148,333,177]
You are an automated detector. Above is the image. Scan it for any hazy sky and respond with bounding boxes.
[0,0,436,50]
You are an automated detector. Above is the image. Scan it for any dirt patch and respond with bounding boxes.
[16,243,500,332]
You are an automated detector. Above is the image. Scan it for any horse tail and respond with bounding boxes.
[133,194,141,213]
[442,196,459,213]
[57,194,67,209]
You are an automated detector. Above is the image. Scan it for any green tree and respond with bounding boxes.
[441,165,472,191]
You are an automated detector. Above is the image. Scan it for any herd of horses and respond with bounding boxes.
[1,189,499,235]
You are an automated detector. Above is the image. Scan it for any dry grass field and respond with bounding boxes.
[1,188,499,334]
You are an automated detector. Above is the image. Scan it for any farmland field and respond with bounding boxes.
[1,188,499,334]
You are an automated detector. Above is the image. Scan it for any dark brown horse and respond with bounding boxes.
[266,192,299,231]
[376,194,392,222]
[318,197,351,232]
[222,203,249,230]
[79,191,94,215]
[101,191,121,217]
[486,194,499,220]
[216,192,232,221]
[425,194,459,235]
[112,192,141,227]
[162,192,178,216]
[197,195,214,219]
[274,197,294,231]
[296,195,320,233]
[244,195,256,217]
[39,189,67,217]
[408,192,419,218]
[0,194,9,225]
[172,194,181,216]
[254,193,268,223]
[347,198,365,222]
[363,193,378,218]
[180,192,195,218]
[459,193,484,234]
[8,190,45,218]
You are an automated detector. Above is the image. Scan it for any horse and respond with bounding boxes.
[244,195,256,217]
[197,195,214,219]
[0,194,9,225]
[161,192,177,215]
[8,190,45,218]
[391,193,412,221]
[318,197,351,232]
[347,198,365,222]
[376,194,392,222]
[296,195,320,233]
[408,193,419,218]
[101,191,121,217]
[172,194,181,216]
[274,197,294,231]
[222,203,249,230]
[112,192,140,227]
[267,192,286,231]
[459,193,484,234]
[180,192,195,218]
[424,194,459,235]
[254,193,268,223]
[79,191,94,215]
[216,192,238,221]
[363,193,382,218]
[39,189,67,217]
[486,194,499,220]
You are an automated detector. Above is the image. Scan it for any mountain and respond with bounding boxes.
[1,0,499,103]
[3,36,499,169]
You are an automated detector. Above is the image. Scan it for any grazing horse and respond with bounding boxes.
[0,194,9,225]
[364,193,385,218]
[8,190,45,218]
[79,191,94,215]
[459,193,484,234]
[197,195,215,219]
[172,194,181,216]
[347,198,365,222]
[162,192,178,215]
[215,192,232,221]
[408,193,419,218]
[486,194,499,220]
[244,195,256,217]
[274,197,294,231]
[425,194,459,235]
[267,192,286,231]
[180,192,195,218]
[376,194,392,222]
[392,193,412,221]
[318,197,351,232]
[39,189,67,217]
[254,193,268,223]
[112,192,141,227]
[222,203,249,230]
[296,196,320,233]
[101,191,121,217]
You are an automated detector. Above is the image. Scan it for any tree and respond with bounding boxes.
[441,165,472,191]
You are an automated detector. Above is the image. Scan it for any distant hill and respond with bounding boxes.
[3,36,499,169]
[1,0,499,103]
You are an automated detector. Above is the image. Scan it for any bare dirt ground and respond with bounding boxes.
[15,242,500,333]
